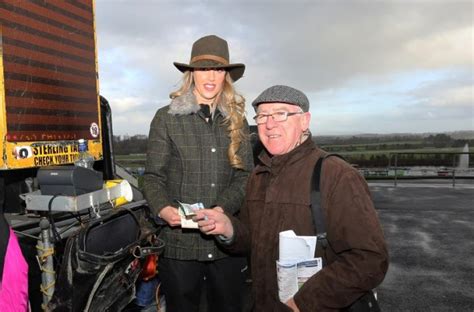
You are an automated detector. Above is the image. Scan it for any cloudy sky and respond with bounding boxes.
[95,0,473,136]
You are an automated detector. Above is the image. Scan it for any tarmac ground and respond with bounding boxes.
[370,179,474,311]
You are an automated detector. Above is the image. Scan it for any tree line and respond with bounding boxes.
[113,135,148,155]
[113,133,472,168]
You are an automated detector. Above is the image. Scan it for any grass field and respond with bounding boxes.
[116,154,146,160]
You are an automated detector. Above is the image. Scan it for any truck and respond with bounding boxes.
[0,1,159,310]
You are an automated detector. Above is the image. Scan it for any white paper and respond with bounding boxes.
[276,261,298,303]
[177,201,204,229]
[276,258,322,302]
[296,259,322,285]
[277,230,322,303]
[279,230,317,262]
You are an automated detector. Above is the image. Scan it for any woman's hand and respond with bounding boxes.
[193,209,234,238]
[158,206,181,227]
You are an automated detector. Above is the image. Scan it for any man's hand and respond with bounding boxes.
[158,206,181,227]
[286,298,300,312]
[193,209,234,238]
[212,206,224,213]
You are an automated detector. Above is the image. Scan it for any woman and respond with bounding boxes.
[143,35,253,312]
[0,213,29,312]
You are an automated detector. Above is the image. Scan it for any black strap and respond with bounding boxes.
[310,154,345,241]
[132,243,165,258]
[311,157,326,236]
[311,154,380,310]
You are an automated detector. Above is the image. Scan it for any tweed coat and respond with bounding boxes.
[143,90,254,261]
[225,138,389,311]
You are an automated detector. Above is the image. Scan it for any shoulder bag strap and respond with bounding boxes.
[310,154,345,243]
[311,154,381,310]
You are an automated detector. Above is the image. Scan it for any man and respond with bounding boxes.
[195,85,389,311]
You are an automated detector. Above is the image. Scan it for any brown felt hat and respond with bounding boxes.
[173,35,245,82]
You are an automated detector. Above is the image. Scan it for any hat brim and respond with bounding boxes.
[173,61,245,82]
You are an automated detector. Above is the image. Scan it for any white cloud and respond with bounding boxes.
[110,97,145,113]
[403,26,473,68]
[113,112,153,135]
[429,86,474,108]
[95,0,474,135]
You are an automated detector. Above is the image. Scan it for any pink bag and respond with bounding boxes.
[0,228,29,312]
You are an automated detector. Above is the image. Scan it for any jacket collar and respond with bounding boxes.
[167,88,227,118]
[256,137,317,175]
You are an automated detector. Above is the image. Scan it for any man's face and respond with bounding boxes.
[192,69,226,104]
[256,103,311,156]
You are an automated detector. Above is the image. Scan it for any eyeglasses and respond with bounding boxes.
[253,111,304,125]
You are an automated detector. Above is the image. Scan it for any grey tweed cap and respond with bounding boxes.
[251,85,309,112]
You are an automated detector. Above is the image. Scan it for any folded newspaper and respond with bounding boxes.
[177,201,204,229]
[276,230,322,303]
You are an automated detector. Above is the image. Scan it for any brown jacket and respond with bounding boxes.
[225,138,388,311]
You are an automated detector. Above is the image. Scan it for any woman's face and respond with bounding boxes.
[193,69,226,105]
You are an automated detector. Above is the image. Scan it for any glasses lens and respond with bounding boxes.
[273,112,288,122]
[254,114,266,124]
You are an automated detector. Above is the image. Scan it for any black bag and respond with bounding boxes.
[48,207,164,312]
[310,154,381,312]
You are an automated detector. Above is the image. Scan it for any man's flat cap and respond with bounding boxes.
[251,85,309,112]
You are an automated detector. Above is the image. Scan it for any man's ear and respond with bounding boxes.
[301,112,311,131]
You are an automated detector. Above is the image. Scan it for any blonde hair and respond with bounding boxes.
[170,71,247,170]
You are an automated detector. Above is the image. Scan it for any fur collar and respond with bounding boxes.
[168,89,228,117]
[168,89,199,115]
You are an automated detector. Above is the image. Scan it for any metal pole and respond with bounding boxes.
[394,154,398,187]
[37,217,56,310]
[452,154,456,187]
